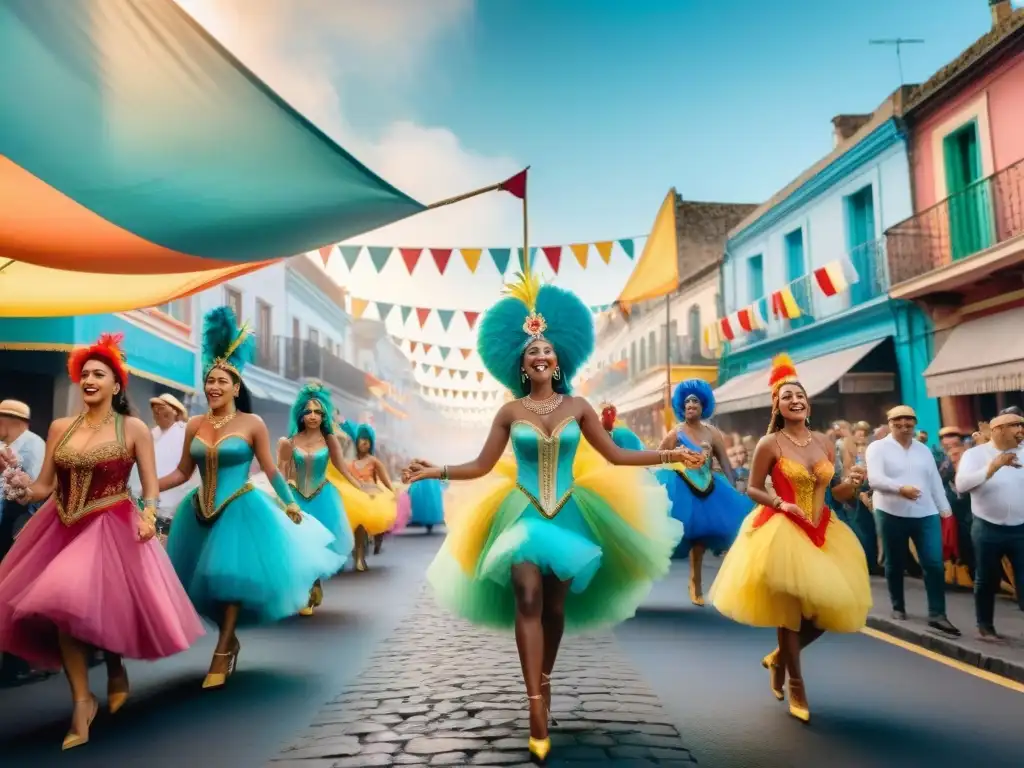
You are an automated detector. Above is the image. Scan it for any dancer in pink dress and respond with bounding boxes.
[0,334,203,751]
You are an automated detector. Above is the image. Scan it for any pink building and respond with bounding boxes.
[885,0,1024,429]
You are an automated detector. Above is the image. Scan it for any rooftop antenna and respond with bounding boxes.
[869,38,925,86]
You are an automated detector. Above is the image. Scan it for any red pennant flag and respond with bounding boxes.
[400,248,422,274]
[498,168,528,200]
[464,311,480,330]
[318,246,332,266]
[542,246,562,273]
[423,343,433,354]
[415,308,431,328]
[719,316,736,341]
[430,249,453,274]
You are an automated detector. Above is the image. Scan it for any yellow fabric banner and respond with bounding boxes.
[0,258,276,317]
[616,189,679,309]
[570,243,589,268]
[460,248,483,273]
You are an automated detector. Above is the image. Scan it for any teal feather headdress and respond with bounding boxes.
[201,306,255,380]
[355,423,376,455]
[338,419,358,443]
[289,380,336,437]
[477,271,595,396]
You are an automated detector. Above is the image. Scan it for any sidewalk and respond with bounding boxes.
[865,575,1024,683]
[269,591,696,767]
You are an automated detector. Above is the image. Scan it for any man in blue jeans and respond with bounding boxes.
[865,405,960,636]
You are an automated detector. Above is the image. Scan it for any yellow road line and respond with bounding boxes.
[860,626,1024,694]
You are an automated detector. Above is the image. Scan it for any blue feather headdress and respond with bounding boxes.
[289,380,336,437]
[477,271,595,396]
[201,306,255,381]
[672,378,716,421]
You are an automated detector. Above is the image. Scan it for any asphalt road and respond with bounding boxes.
[2,533,1023,767]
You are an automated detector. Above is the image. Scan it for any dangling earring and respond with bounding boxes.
[521,368,528,384]
[553,367,561,380]
[805,416,811,427]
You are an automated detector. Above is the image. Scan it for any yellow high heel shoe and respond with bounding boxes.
[761,650,784,702]
[787,678,810,724]
[541,672,558,726]
[107,666,130,714]
[298,606,315,616]
[62,695,99,751]
[202,640,240,690]
[526,694,551,765]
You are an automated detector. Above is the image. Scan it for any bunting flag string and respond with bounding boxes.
[348,297,614,325]
[420,386,505,403]
[320,236,644,275]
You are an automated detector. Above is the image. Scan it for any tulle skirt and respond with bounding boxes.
[655,468,752,556]
[393,488,412,533]
[428,439,682,632]
[167,487,345,625]
[0,499,203,670]
[294,485,354,561]
[325,463,397,536]
[409,478,445,527]
[709,507,872,633]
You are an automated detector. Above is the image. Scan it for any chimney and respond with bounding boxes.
[991,0,1013,28]
[831,114,873,147]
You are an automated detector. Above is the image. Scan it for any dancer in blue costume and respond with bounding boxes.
[277,381,362,615]
[600,402,645,450]
[404,271,691,765]
[160,308,345,689]
[657,379,752,606]
[408,477,445,533]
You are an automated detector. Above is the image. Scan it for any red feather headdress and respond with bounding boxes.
[768,353,799,396]
[68,333,129,388]
[600,402,617,431]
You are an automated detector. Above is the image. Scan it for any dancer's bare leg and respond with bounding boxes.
[511,563,547,740]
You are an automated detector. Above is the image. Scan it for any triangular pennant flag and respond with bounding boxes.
[415,308,431,328]
[442,389,449,398]
[542,246,562,273]
[350,298,369,320]
[368,246,392,273]
[318,245,333,266]
[595,241,614,264]
[460,248,483,273]
[462,391,470,399]
[570,243,589,268]
[437,309,455,331]
[619,239,635,259]
[460,348,472,359]
[340,246,362,270]
[489,248,511,274]
[517,246,538,272]
[439,346,451,359]
[423,343,433,354]
[420,363,429,374]
[430,249,453,274]
[472,391,479,400]
[464,311,480,330]
[459,370,468,380]
[433,366,442,376]
[400,305,412,324]
[476,371,484,383]
[376,302,393,320]
[400,248,422,274]
[409,341,418,353]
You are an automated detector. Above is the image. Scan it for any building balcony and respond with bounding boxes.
[254,335,372,400]
[885,158,1024,297]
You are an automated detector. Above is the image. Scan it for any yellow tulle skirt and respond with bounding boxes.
[325,464,397,536]
[709,507,872,633]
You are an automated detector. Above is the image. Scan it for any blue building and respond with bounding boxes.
[712,88,939,439]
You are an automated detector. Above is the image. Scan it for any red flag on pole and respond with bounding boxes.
[498,168,528,200]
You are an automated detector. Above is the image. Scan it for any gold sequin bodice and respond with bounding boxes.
[52,413,133,526]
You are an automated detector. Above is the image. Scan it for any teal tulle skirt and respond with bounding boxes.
[295,485,354,560]
[167,488,346,625]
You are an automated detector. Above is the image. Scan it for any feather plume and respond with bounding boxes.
[768,353,799,392]
[201,306,255,378]
[289,380,336,437]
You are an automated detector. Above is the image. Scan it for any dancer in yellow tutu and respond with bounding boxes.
[709,354,871,724]
[326,422,396,571]
[404,271,689,764]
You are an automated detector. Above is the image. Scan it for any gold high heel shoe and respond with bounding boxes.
[62,695,98,751]
[526,694,551,764]
[107,666,130,714]
[298,606,315,616]
[761,650,784,701]
[202,640,240,690]
[787,678,810,724]
[541,672,558,726]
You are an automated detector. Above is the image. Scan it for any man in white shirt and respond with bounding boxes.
[130,394,196,539]
[954,411,1024,640]
[0,399,45,559]
[866,405,959,636]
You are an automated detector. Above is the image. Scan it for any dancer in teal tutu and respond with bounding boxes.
[404,271,691,764]
[657,378,752,607]
[600,402,645,450]
[160,307,345,689]
[408,478,444,533]
[277,381,361,615]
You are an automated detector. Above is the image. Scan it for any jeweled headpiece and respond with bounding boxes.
[201,306,255,381]
[68,332,130,388]
[289,380,336,437]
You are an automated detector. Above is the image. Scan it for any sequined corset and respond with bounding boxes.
[52,413,133,526]
[291,445,329,500]
[755,457,834,547]
[675,430,713,495]
[511,417,579,519]
[349,459,377,490]
[190,435,256,525]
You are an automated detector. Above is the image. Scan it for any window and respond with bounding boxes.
[687,305,700,359]
[256,300,273,368]
[784,230,811,330]
[647,331,657,367]
[746,255,768,340]
[630,340,637,377]
[292,317,300,340]
[845,186,876,303]
[943,120,993,260]
[154,298,191,325]
[224,287,242,320]
[308,327,319,345]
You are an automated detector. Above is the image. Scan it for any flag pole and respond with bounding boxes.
[523,191,530,275]
[664,293,673,433]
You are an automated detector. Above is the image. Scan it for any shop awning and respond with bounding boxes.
[924,306,1024,397]
[618,374,670,414]
[715,339,885,415]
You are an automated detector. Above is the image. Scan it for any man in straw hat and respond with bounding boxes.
[0,399,44,556]
[131,393,196,540]
[865,405,960,636]
[954,410,1024,640]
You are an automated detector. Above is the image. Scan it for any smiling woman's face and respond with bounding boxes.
[80,358,117,406]
[522,338,558,389]
[777,383,809,423]
[204,368,238,410]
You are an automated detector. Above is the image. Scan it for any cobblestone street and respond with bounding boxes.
[270,589,697,767]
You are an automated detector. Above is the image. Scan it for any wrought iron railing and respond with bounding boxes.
[253,335,370,398]
[885,158,1024,286]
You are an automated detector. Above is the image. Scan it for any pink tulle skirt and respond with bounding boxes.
[0,498,204,670]
[392,489,411,533]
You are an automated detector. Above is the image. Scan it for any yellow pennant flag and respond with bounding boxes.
[595,241,613,264]
[616,189,679,310]
[460,248,483,273]
[570,243,589,268]
[350,297,369,319]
